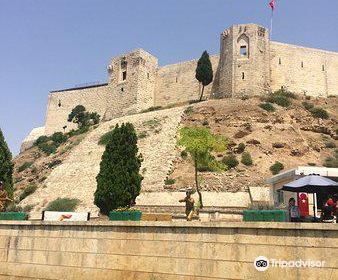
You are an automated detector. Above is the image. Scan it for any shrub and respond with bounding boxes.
[274,89,297,99]
[267,94,291,107]
[323,157,338,168]
[48,159,62,169]
[184,106,194,115]
[241,152,253,166]
[164,179,175,185]
[305,96,311,100]
[324,141,336,149]
[259,102,275,112]
[180,150,188,158]
[31,166,37,174]
[38,142,58,155]
[18,161,33,173]
[45,198,80,212]
[34,135,49,146]
[222,153,239,169]
[308,163,316,166]
[51,132,67,145]
[240,95,249,100]
[309,107,329,119]
[94,123,143,215]
[23,204,34,212]
[302,101,314,111]
[19,183,37,201]
[141,106,162,113]
[269,162,284,175]
[138,131,149,139]
[67,126,89,137]
[142,119,160,127]
[237,142,246,153]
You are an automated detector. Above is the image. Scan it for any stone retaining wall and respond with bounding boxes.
[0,221,336,280]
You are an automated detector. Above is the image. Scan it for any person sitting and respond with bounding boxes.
[288,197,300,222]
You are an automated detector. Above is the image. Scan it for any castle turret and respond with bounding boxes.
[104,49,158,120]
[218,23,271,97]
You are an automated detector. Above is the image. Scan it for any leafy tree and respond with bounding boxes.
[195,51,213,102]
[94,123,143,215]
[68,105,87,127]
[68,105,101,128]
[177,126,228,208]
[0,129,14,199]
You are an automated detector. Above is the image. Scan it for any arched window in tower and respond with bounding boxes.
[279,58,282,65]
[58,100,62,107]
[237,34,249,58]
[301,61,304,68]
[242,72,245,80]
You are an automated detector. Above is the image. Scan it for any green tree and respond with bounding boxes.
[68,105,87,127]
[195,51,213,102]
[177,126,228,208]
[94,123,143,215]
[68,105,101,128]
[0,129,14,199]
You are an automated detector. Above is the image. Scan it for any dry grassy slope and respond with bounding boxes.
[167,96,337,193]
[13,96,337,214]
[14,107,185,215]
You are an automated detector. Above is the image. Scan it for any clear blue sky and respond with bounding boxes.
[1,0,337,155]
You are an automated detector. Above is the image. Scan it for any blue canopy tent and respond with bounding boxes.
[281,174,338,220]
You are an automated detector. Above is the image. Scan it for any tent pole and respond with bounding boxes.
[313,193,317,221]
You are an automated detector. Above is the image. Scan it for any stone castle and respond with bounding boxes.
[22,23,338,150]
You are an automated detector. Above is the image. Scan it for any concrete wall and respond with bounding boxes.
[270,42,338,97]
[0,221,337,280]
[154,54,220,106]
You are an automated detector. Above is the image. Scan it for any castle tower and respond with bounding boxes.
[104,49,158,120]
[218,23,271,97]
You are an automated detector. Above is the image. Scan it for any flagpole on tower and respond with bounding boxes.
[269,0,275,40]
[270,8,273,39]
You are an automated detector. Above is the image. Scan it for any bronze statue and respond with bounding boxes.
[0,181,12,212]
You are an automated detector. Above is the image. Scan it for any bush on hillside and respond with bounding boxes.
[267,94,291,107]
[309,107,329,119]
[19,183,37,201]
[302,101,314,111]
[237,143,246,153]
[18,161,33,173]
[259,102,275,112]
[45,198,80,212]
[324,141,336,149]
[241,152,253,166]
[269,162,285,175]
[51,132,68,145]
[222,153,239,169]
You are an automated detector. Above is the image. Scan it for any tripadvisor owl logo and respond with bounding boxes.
[254,256,269,271]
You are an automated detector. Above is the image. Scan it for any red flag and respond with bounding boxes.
[269,0,275,10]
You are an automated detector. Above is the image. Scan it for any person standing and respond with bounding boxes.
[179,191,195,221]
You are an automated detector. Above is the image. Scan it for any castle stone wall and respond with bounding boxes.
[44,84,110,135]
[154,54,220,106]
[270,42,338,97]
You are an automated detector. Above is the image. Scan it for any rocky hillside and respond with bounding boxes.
[12,95,337,214]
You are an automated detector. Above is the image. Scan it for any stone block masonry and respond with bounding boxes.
[0,221,337,279]
[21,22,338,150]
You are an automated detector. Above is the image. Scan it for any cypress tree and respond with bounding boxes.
[0,129,14,199]
[195,51,213,102]
[94,123,143,215]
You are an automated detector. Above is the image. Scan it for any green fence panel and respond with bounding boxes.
[0,212,28,221]
[109,211,142,221]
